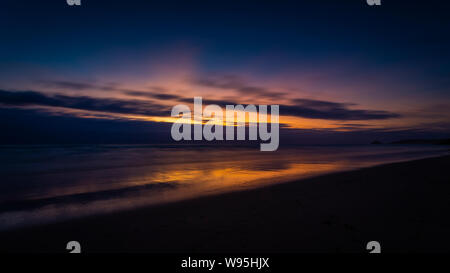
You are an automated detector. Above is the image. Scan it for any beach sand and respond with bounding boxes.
[1,155,449,253]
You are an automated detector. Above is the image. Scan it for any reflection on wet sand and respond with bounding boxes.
[0,144,447,229]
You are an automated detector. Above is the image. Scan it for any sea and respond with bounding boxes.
[0,144,448,230]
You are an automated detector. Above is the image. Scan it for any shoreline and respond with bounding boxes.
[1,155,449,253]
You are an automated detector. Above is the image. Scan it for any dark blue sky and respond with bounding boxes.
[2,1,450,70]
[1,0,450,144]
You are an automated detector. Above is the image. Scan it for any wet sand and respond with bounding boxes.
[1,155,449,253]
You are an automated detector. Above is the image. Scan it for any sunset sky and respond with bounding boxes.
[1,0,449,144]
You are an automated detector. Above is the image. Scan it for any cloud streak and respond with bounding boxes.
[191,76,400,120]
[40,80,182,102]
[0,89,169,117]
[282,99,400,120]
[178,97,400,120]
[0,87,400,122]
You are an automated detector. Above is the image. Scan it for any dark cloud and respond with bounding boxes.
[291,98,356,109]
[0,86,400,122]
[337,123,371,127]
[0,107,173,144]
[178,97,239,107]
[192,77,399,120]
[0,89,169,117]
[179,95,399,121]
[41,80,181,102]
[282,99,400,120]
[121,86,182,101]
[330,123,372,130]
[0,107,444,146]
[125,90,181,100]
[39,81,112,91]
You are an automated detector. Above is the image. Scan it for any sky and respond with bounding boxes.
[1,0,450,144]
